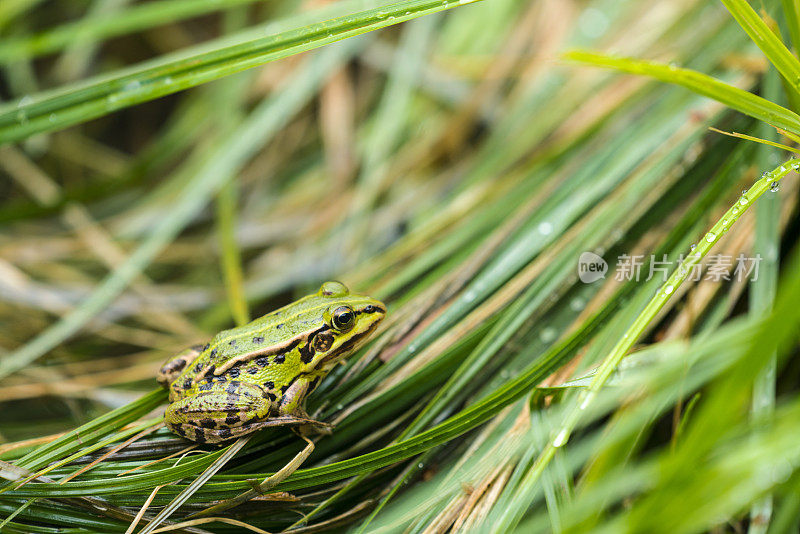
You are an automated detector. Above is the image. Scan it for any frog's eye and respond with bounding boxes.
[320,280,349,297]
[331,305,355,332]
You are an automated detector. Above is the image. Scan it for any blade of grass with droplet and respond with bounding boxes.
[0,0,269,61]
[0,0,483,144]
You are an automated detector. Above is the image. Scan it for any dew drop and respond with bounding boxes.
[770,181,780,192]
[706,232,716,243]
[739,196,748,206]
[689,243,697,252]
[664,284,674,295]
[539,327,557,343]
[537,221,553,235]
[553,429,569,447]
[569,297,585,311]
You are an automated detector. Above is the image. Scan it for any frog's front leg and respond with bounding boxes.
[165,380,320,444]
[156,344,204,388]
[278,372,331,431]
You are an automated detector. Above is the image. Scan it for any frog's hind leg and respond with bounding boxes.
[165,380,320,444]
[167,413,326,444]
[156,344,205,388]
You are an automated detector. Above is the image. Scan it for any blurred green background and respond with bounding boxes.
[1,0,800,532]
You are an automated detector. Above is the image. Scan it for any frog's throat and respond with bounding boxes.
[195,326,328,381]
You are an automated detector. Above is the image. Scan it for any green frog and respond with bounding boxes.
[157,281,385,443]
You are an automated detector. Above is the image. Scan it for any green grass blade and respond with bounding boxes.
[720,0,800,101]
[748,71,783,534]
[781,0,800,54]
[0,0,266,62]
[0,0,482,144]
[564,49,800,135]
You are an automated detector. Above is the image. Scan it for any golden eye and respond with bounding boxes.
[331,305,355,331]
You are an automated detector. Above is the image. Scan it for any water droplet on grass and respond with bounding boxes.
[540,327,557,343]
[553,429,569,447]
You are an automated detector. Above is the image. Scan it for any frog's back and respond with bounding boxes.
[169,290,342,392]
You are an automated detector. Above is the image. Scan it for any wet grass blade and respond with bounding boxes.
[0,0,482,144]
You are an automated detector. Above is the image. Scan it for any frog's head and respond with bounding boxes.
[309,281,386,366]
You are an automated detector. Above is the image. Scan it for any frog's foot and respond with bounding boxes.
[156,344,205,388]
[299,420,334,436]
[288,408,333,436]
